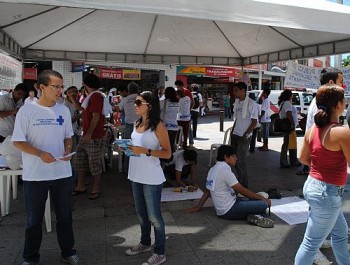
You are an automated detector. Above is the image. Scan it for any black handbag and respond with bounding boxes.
[274,102,293,133]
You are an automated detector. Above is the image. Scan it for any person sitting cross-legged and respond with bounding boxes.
[187,145,274,228]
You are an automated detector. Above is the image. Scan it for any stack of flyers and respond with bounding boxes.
[114,139,140,157]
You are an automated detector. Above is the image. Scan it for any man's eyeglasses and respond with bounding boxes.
[45,84,64,90]
[134,99,149,107]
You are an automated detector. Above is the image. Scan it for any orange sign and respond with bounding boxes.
[122,69,141,80]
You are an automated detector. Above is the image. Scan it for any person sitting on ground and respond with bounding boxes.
[187,145,274,228]
[163,149,198,189]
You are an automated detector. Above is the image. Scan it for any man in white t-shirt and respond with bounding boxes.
[231,82,259,188]
[0,83,26,142]
[118,82,140,139]
[258,88,271,151]
[187,145,273,228]
[12,70,80,265]
[189,84,203,147]
[24,90,38,105]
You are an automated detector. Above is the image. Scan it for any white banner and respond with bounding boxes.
[284,61,323,89]
[284,61,350,94]
[0,52,22,90]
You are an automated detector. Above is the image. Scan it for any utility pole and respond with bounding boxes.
[334,0,343,68]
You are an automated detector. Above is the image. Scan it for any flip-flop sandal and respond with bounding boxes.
[88,192,101,200]
[72,189,87,196]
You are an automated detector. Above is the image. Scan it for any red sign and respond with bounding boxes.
[23,68,37,80]
[205,67,240,78]
[98,68,122,79]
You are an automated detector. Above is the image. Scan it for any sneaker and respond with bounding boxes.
[142,253,166,265]
[320,239,332,249]
[62,255,80,265]
[313,250,332,265]
[125,243,152,256]
[247,214,274,228]
[22,262,38,265]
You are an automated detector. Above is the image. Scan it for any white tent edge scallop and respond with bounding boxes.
[1,0,350,65]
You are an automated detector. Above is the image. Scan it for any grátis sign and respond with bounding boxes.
[96,68,122,79]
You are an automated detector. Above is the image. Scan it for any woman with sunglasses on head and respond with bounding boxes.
[295,85,350,265]
[125,91,171,265]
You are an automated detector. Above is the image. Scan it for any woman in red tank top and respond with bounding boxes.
[295,85,350,265]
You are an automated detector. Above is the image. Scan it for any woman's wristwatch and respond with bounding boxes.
[146,149,152,156]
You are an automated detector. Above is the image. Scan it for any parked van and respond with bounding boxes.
[248,90,314,135]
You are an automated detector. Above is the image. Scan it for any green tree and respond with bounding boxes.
[342,55,350,67]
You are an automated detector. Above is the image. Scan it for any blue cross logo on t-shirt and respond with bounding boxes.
[56,115,64,125]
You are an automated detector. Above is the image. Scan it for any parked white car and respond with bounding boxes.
[248,89,314,135]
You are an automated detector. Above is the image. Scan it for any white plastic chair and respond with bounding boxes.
[0,169,52,232]
[208,126,233,166]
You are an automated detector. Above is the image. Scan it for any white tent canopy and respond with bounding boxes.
[1,0,350,65]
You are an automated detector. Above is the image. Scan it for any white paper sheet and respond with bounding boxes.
[161,187,204,202]
[55,152,76,160]
[270,196,309,225]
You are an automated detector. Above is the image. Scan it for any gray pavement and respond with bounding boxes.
[1,114,350,265]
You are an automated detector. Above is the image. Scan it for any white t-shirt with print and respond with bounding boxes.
[177,96,191,121]
[160,99,179,131]
[279,100,293,119]
[260,98,271,123]
[206,161,239,216]
[11,102,74,181]
[119,93,139,124]
[232,98,259,137]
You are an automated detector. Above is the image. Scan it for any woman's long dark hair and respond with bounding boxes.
[278,89,293,105]
[135,91,161,131]
[164,86,178,103]
[314,84,344,128]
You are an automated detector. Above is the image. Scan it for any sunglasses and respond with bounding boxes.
[134,99,149,107]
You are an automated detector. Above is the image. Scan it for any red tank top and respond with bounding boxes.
[309,124,347,186]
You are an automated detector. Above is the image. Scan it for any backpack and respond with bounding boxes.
[192,92,200,109]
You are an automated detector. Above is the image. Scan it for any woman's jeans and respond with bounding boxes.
[220,198,268,220]
[131,182,165,255]
[23,177,76,263]
[295,177,350,265]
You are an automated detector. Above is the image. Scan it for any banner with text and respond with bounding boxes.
[285,61,350,92]
[0,53,22,90]
[96,68,122,79]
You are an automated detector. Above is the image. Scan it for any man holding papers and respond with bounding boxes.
[12,70,80,265]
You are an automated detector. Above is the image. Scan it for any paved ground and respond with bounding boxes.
[1,114,350,265]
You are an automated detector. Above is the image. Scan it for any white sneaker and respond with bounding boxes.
[142,253,166,265]
[313,250,332,265]
[320,239,332,249]
[125,243,152,256]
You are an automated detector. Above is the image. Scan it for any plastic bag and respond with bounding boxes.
[0,135,22,170]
